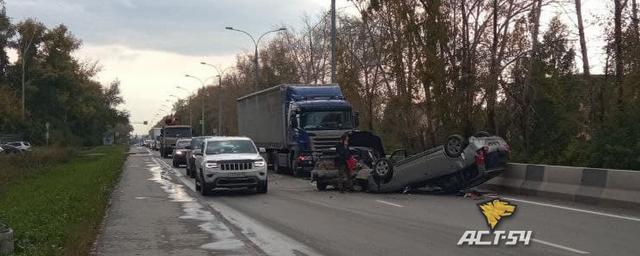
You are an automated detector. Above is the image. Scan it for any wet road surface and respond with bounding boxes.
[95,147,640,255]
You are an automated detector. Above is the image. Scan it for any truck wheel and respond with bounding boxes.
[444,134,466,158]
[257,181,268,194]
[292,161,303,177]
[373,158,393,183]
[316,181,328,191]
[273,153,284,174]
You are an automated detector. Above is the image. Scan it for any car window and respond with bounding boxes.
[176,140,191,148]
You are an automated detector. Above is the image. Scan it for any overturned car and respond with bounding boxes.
[311,131,510,193]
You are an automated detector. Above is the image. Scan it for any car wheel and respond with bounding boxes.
[195,169,202,191]
[200,173,212,196]
[373,158,393,182]
[316,181,328,191]
[474,131,491,137]
[172,160,178,167]
[257,181,268,194]
[189,166,196,178]
[444,134,466,158]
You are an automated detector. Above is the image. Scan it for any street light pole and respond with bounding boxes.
[201,62,235,135]
[225,26,286,91]
[176,86,193,129]
[185,74,206,135]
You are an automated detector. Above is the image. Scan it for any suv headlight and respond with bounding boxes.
[205,161,218,168]
[253,160,266,167]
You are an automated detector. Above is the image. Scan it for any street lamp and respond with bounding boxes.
[225,26,286,91]
[185,74,206,135]
[174,87,193,128]
[200,62,235,135]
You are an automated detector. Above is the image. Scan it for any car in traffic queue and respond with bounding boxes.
[171,138,192,167]
[4,141,31,152]
[185,136,211,178]
[312,131,510,193]
[0,144,23,154]
[193,137,268,195]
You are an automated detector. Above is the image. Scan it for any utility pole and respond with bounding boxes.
[331,0,337,83]
[185,75,206,135]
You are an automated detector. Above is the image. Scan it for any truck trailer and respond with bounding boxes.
[149,127,162,150]
[237,84,359,176]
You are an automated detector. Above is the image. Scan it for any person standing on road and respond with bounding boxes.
[335,133,353,193]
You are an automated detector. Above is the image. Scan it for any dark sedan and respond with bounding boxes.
[172,139,192,167]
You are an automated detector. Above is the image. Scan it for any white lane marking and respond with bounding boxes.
[376,200,405,208]
[157,156,323,256]
[532,238,590,254]
[503,197,640,222]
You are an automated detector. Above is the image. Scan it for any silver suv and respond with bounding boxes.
[193,137,268,195]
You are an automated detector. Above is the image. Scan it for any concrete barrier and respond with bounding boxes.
[484,163,640,207]
[0,227,14,255]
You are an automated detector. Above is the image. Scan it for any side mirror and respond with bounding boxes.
[259,147,267,153]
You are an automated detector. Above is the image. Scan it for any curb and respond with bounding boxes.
[483,163,640,208]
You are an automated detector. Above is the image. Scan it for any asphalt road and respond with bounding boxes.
[97,147,640,255]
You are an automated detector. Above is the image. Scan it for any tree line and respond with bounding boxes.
[0,2,131,146]
[166,0,639,170]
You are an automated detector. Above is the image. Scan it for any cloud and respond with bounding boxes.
[73,44,236,134]
[7,0,333,56]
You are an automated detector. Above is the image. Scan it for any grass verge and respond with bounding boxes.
[0,146,127,256]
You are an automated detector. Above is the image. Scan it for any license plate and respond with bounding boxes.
[226,172,246,177]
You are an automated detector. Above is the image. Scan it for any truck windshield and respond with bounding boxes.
[176,140,191,149]
[205,140,257,155]
[164,128,192,137]
[301,111,353,130]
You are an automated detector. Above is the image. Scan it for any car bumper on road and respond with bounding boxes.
[203,168,268,188]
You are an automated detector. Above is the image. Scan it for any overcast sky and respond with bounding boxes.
[6,0,608,135]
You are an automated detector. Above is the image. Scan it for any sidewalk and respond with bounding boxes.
[93,147,254,255]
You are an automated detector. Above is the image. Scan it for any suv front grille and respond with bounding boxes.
[220,161,253,171]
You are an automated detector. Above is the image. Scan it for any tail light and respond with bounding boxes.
[298,155,312,162]
[475,148,486,171]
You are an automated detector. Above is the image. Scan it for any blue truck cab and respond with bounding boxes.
[237,84,358,177]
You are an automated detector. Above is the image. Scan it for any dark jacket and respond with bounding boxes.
[335,143,351,167]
